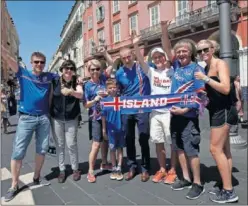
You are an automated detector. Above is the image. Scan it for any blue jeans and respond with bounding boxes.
[11,114,50,160]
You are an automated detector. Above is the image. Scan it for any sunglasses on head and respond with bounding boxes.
[197,48,210,54]
[34,60,45,64]
[90,67,101,72]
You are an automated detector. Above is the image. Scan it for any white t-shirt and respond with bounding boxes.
[147,66,174,113]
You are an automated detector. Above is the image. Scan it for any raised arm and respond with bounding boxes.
[131,30,149,74]
[97,45,114,66]
[161,21,174,62]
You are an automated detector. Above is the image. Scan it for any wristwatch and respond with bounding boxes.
[203,76,210,83]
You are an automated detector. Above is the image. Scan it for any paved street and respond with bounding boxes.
[1,111,247,205]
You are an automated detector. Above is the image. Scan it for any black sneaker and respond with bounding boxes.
[186,183,205,199]
[171,178,192,190]
[210,188,239,203]
[33,177,51,186]
[4,186,19,202]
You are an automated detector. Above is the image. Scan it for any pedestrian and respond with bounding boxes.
[102,78,125,181]
[83,58,113,183]
[234,75,244,123]
[50,60,83,183]
[116,46,151,182]
[1,88,9,134]
[4,52,54,202]
[161,22,205,199]
[131,29,177,184]
[195,39,239,203]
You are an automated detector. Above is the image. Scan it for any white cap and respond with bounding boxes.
[150,47,166,58]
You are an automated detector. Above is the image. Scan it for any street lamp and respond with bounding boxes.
[217,0,247,149]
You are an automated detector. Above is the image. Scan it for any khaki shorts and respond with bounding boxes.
[150,111,171,144]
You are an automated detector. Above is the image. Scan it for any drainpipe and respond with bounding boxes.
[217,0,247,149]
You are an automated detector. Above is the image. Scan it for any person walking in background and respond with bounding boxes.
[196,39,239,203]
[234,75,244,123]
[131,29,177,185]
[102,78,125,181]
[84,58,113,183]
[1,88,9,134]
[50,60,83,183]
[116,46,151,182]
[161,22,205,200]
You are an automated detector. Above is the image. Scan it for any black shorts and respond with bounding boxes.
[209,106,238,128]
[170,115,201,157]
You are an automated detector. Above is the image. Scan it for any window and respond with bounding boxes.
[129,0,137,4]
[96,5,105,22]
[207,0,216,5]
[88,15,93,30]
[129,14,138,34]
[177,0,189,16]
[149,5,160,26]
[112,0,120,14]
[97,29,105,44]
[113,22,121,43]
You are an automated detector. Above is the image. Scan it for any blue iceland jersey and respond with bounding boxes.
[115,62,151,96]
[171,60,205,117]
[83,74,107,121]
[102,103,122,132]
[16,66,56,115]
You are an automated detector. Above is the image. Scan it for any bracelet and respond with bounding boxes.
[203,76,210,83]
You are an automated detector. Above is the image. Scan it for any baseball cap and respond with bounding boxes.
[150,47,166,58]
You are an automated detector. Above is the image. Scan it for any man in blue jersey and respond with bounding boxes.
[116,47,151,182]
[4,52,54,202]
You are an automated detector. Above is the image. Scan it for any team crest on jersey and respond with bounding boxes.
[123,73,127,77]
[42,76,47,82]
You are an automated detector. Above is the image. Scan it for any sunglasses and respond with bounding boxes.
[90,67,101,72]
[33,60,45,64]
[64,67,75,71]
[197,48,210,54]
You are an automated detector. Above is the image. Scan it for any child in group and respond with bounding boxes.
[102,78,125,181]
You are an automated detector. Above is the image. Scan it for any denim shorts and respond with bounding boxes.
[89,120,103,142]
[11,114,50,160]
[170,115,201,157]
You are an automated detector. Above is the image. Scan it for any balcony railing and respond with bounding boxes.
[140,24,161,41]
[140,2,240,40]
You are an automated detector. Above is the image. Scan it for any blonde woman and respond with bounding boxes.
[195,40,238,203]
[83,59,113,183]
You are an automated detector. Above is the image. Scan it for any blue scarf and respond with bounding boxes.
[101,92,202,114]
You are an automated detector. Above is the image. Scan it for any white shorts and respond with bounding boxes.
[150,111,171,144]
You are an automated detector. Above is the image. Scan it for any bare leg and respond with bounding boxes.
[89,141,100,172]
[156,143,166,172]
[110,150,116,168]
[117,148,123,167]
[210,125,232,190]
[33,154,45,179]
[178,150,190,181]
[10,160,22,188]
[189,156,201,185]
[170,146,177,172]
[101,140,109,164]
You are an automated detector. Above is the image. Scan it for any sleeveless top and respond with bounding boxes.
[50,76,80,121]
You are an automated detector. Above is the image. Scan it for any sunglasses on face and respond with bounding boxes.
[197,48,210,54]
[33,61,45,65]
[64,67,75,71]
[90,67,101,72]
[121,56,131,60]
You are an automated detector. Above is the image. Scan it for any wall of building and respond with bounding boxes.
[1,0,20,86]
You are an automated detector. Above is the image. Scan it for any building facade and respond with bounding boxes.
[48,1,85,77]
[82,0,248,90]
[1,0,20,87]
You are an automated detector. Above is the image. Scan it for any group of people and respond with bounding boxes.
[4,21,240,204]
